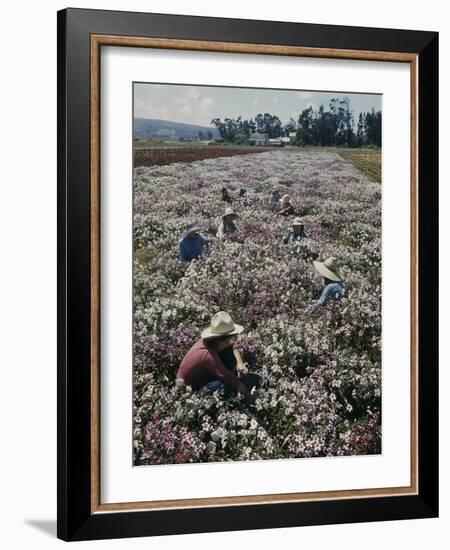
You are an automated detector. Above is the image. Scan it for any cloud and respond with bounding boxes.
[200,96,214,108]
[178,105,193,117]
[156,91,215,124]
[173,96,188,107]
[134,86,215,126]
[298,91,314,100]
[186,86,200,99]
[134,99,171,120]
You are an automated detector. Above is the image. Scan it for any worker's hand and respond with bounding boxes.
[237,363,249,376]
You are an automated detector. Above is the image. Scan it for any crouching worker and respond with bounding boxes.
[176,311,260,402]
[282,217,308,244]
[179,221,211,262]
[221,186,233,205]
[278,195,295,216]
[217,207,239,240]
[313,256,345,307]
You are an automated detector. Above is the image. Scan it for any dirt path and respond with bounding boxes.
[134,146,272,168]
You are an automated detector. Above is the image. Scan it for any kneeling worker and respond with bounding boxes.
[176,311,259,399]
[179,221,210,262]
[313,256,345,307]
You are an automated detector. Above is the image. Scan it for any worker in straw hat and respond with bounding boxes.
[176,311,261,400]
[278,194,295,216]
[313,256,345,307]
[179,221,211,262]
[217,207,240,240]
[282,217,309,244]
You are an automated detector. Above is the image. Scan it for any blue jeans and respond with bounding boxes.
[205,379,236,398]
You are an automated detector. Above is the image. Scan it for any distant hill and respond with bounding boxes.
[134,118,220,140]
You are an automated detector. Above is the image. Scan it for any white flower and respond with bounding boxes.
[238,414,248,427]
[211,427,226,443]
[249,418,258,431]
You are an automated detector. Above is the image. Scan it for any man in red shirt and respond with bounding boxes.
[176,311,259,399]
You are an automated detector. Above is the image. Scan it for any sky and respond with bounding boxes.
[134,82,382,128]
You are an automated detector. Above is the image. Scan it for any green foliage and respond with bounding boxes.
[211,98,381,148]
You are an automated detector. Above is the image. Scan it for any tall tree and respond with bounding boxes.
[285,117,297,136]
[296,106,314,145]
[211,101,381,147]
[365,108,382,147]
[255,113,264,134]
[211,118,227,139]
[356,113,367,147]
[312,105,336,146]
[330,97,354,146]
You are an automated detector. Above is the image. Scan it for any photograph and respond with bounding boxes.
[132,83,383,466]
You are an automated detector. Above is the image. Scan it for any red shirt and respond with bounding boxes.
[177,339,240,391]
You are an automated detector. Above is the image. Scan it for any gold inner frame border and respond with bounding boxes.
[90,34,419,514]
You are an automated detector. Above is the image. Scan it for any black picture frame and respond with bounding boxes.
[57,7,438,542]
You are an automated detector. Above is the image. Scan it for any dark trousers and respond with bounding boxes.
[204,348,261,397]
[205,347,237,397]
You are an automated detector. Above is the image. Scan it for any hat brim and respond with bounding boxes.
[182,226,200,238]
[313,260,342,282]
[222,213,239,219]
[201,323,244,340]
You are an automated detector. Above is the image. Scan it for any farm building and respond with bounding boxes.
[268,138,284,146]
[249,132,269,146]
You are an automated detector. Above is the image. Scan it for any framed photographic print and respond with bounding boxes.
[57,8,438,541]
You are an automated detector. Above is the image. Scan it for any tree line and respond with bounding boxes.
[210,97,381,147]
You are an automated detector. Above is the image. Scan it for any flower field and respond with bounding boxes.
[133,149,382,465]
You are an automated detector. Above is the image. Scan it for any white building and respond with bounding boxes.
[268,138,284,146]
[249,132,269,146]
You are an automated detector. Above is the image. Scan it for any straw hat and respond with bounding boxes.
[181,222,200,239]
[201,311,244,340]
[281,194,291,204]
[222,207,239,219]
[292,217,303,227]
[313,256,343,282]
